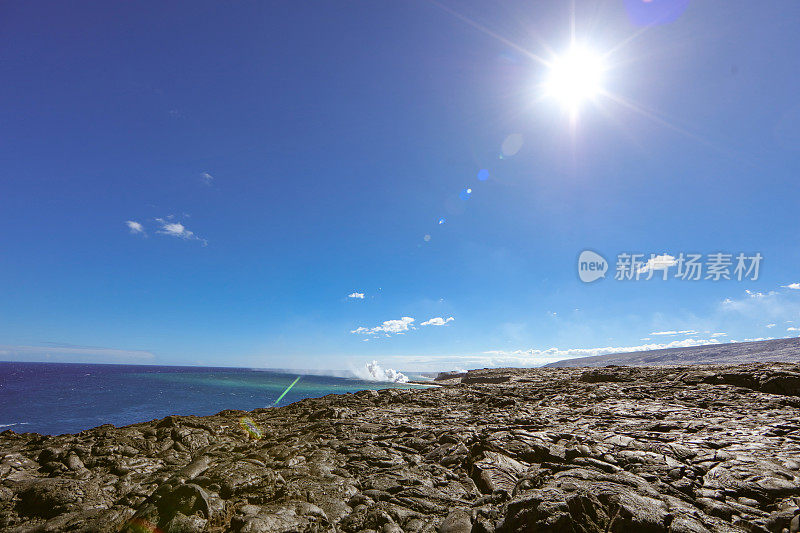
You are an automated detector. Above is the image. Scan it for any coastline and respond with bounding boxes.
[1,362,799,532]
[0,362,432,436]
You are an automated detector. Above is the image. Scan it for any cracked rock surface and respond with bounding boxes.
[1,362,800,532]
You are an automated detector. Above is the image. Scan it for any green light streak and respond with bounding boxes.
[274,376,301,405]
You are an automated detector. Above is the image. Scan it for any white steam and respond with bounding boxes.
[355,360,409,383]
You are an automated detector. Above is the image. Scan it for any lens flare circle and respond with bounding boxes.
[239,416,263,440]
[125,518,163,533]
[501,135,523,157]
[544,45,605,110]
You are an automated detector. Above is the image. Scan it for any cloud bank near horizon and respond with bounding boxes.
[0,344,155,364]
[383,335,796,371]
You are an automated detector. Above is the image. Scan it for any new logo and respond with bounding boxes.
[578,250,608,283]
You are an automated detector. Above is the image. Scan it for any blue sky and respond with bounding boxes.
[2,1,800,371]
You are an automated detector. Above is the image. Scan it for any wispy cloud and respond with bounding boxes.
[766,323,776,328]
[348,292,365,299]
[351,317,415,336]
[155,218,207,246]
[126,220,145,235]
[721,288,799,320]
[421,316,454,326]
[744,289,778,299]
[201,172,214,185]
[650,330,698,336]
[782,283,800,290]
[787,327,800,332]
[710,332,727,337]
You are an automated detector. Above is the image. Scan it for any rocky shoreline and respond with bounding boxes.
[1,362,799,532]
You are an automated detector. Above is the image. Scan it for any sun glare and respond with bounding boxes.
[544,46,606,111]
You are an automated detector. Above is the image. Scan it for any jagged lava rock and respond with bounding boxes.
[0,362,799,532]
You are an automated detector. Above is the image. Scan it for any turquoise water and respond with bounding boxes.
[0,362,429,435]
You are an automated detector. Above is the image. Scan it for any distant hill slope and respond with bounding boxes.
[545,336,800,367]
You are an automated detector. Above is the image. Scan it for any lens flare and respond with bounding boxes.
[124,518,163,533]
[544,45,605,111]
[424,234,431,242]
[438,218,446,225]
[501,134,523,157]
[477,169,490,181]
[274,376,301,406]
[239,416,263,440]
[459,188,473,201]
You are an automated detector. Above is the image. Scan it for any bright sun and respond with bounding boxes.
[544,46,606,111]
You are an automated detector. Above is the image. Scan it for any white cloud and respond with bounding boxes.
[157,220,191,238]
[421,316,454,327]
[766,323,776,328]
[351,317,415,336]
[787,327,800,332]
[348,292,365,299]
[744,289,778,299]
[783,283,800,290]
[126,220,145,234]
[650,330,698,336]
[201,172,214,185]
[155,218,207,246]
[743,337,775,342]
[710,332,727,337]
[637,254,678,274]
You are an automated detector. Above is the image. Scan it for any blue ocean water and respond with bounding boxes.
[0,362,428,436]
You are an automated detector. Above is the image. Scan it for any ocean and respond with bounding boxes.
[0,361,429,436]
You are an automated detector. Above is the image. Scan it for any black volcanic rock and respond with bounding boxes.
[435,372,467,382]
[1,363,800,532]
